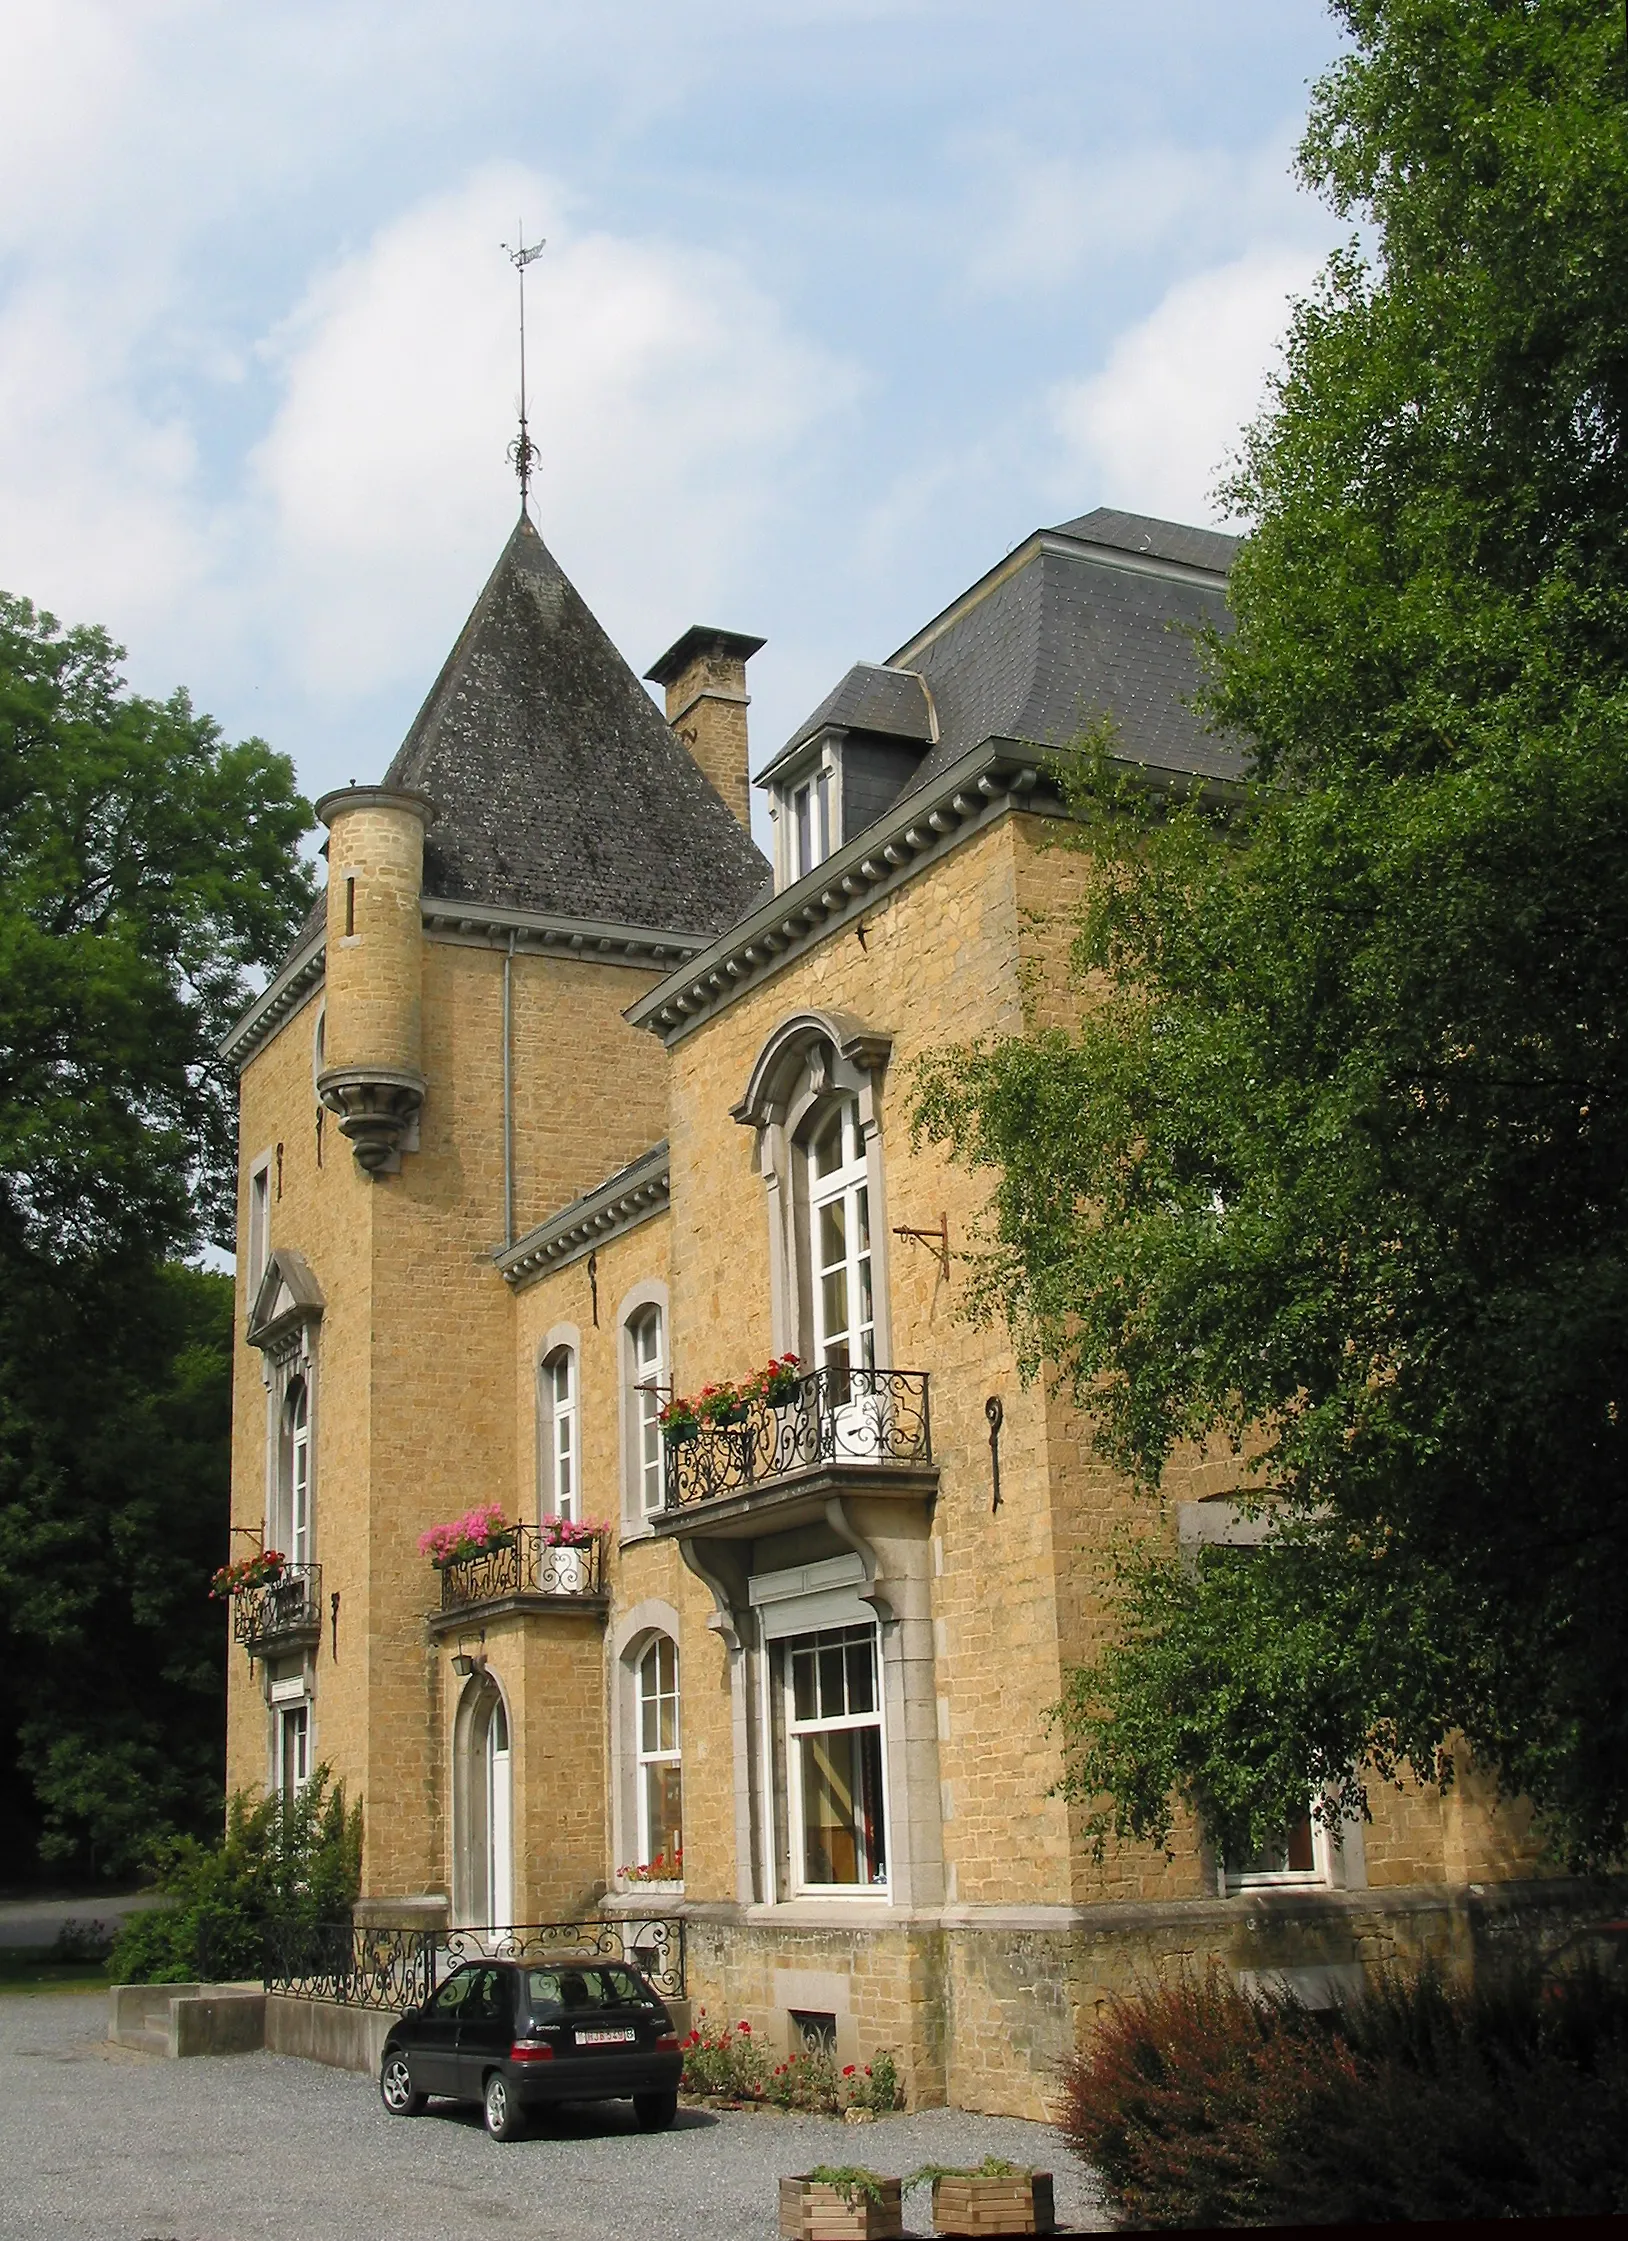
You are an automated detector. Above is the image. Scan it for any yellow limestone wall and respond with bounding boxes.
[661,812,1084,1915]
[228,913,670,1901]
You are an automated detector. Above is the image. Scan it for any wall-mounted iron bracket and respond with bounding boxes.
[893,1211,950,1284]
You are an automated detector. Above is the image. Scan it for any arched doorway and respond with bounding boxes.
[453,1674,513,1928]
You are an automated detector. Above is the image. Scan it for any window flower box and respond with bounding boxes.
[418,1503,515,1570]
[694,1380,749,1429]
[536,1514,606,1593]
[751,1352,803,1408]
[617,1848,682,1887]
[928,2170,1055,2236]
[210,1548,286,1599]
[660,1396,699,1445]
[778,2173,903,2241]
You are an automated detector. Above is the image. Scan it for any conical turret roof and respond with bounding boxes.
[380,513,767,933]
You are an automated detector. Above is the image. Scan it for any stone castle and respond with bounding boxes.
[225,500,1564,2114]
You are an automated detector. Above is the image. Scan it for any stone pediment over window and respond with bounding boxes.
[731,1009,892,1132]
[247,1248,325,1362]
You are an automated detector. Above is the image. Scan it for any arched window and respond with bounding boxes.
[540,1346,577,1522]
[803,1095,874,1376]
[626,1304,666,1518]
[636,1636,682,1875]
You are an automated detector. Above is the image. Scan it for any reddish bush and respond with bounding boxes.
[1060,1963,1628,2229]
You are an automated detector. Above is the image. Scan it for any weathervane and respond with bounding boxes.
[502,224,546,512]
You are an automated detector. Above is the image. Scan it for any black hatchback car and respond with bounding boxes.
[379,1957,683,2140]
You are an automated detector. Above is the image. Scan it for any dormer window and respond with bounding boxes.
[759,663,936,894]
[793,765,833,879]
[772,742,840,890]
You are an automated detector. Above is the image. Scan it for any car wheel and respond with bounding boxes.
[484,2070,527,2142]
[633,2088,678,2132]
[379,2051,426,2117]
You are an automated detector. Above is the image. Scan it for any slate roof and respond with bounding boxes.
[1050,506,1240,576]
[758,663,936,785]
[369,512,769,931]
[895,508,1243,792]
[757,506,1246,820]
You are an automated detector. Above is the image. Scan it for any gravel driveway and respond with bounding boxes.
[1,1993,1108,2240]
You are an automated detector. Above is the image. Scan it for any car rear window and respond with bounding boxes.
[524,1965,655,2019]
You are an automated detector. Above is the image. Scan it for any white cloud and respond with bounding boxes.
[1050,248,1319,528]
[963,125,1326,299]
[250,164,858,705]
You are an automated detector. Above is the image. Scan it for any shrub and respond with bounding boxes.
[108,1766,361,1984]
[1060,1962,1628,2228]
[680,2015,905,2114]
[680,2011,770,2101]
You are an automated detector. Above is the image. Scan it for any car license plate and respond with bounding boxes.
[576,2027,636,2046]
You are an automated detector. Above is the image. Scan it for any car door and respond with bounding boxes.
[455,1965,514,2098]
[413,1966,478,2095]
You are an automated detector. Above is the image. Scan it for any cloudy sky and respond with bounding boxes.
[0,1,1348,842]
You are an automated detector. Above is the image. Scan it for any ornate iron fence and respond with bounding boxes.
[663,1366,931,1510]
[439,1526,605,1614]
[261,1920,436,2010]
[444,1918,686,2002]
[232,1562,322,1652]
[262,1915,685,2008]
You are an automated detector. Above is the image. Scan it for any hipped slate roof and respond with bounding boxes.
[895,507,1243,790]
[761,505,1245,807]
[376,513,767,933]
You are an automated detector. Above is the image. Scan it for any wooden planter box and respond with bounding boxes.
[778,2174,904,2240]
[931,2171,1056,2237]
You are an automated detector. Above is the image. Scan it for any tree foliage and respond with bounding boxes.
[914,0,1628,1868]
[0,594,312,1875]
[109,1767,361,1984]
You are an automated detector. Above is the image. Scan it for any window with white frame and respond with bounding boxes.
[540,1346,578,1522]
[785,1624,887,1891]
[277,1703,310,1795]
[635,1636,683,1875]
[272,1377,313,1568]
[288,1381,311,1567]
[626,1305,666,1518]
[1224,1803,1332,1891]
[772,751,839,889]
[805,1096,875,1376]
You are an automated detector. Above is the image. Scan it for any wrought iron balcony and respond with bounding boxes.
[662,1366,931,1512]
[232,1563,322,1655]
[437,1524,606,1617]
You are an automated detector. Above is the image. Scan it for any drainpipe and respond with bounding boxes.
[502,932,516,1247]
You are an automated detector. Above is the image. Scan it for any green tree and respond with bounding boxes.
[914,0,1628,1870]
[109,1766,362,1983]
[0,594,312,1875]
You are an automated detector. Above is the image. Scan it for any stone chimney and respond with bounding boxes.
[645,626,765,833]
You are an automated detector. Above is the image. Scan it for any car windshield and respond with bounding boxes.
[524,1965,654,2020]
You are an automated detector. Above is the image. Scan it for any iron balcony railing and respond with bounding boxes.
[438,1524,605,1615]
[663,1365,931,1511]
[263,1915,685,2008]
[232,1562,322,1652]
